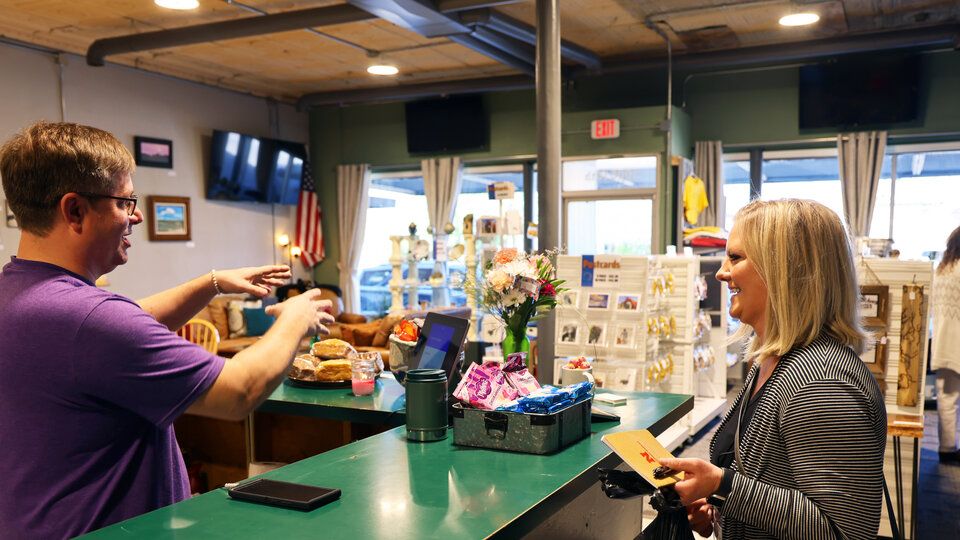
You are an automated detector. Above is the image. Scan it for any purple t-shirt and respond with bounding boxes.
[0,258,225,538]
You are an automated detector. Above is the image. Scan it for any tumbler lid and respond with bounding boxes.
[406,368,446,383]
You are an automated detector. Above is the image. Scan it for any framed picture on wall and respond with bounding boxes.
[860,284,889,328]
[134,136,173,169]
[147,196,191,241]
[861,332,887,375]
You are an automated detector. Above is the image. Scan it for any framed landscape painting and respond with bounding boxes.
[147,195,191,241]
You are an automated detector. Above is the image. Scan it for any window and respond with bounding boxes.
[885,148,960,260]
[724,144,960,261]
[356,164,535,318]
[722,156,751,231]
[562,156,659,255]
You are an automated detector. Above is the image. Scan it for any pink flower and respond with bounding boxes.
[540,281,556,297]
[487,269,513,291]
[495,248,518,264]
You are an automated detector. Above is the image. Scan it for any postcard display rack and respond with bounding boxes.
[554,255,727,451]
[855,258,933,539]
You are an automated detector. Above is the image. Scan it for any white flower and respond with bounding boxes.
[502,258,537,280]
[501,289,525,308]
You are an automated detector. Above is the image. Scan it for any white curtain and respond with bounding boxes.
[337,164,371,313]
[421,157,465,306]
[838,131,887,237]
[694,140,726,228]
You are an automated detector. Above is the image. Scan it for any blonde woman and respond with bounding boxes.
[660,199,886,539]
[932,225,960,463]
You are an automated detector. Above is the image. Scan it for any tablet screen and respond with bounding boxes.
[419,323,455,370]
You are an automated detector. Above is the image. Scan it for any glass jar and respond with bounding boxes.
[351,352,380,396]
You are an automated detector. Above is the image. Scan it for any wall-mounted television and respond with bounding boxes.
[206,130,307,205]
[799,54,922,130]
[405,94,488,154]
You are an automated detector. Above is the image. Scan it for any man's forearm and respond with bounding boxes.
[137,272,218,330]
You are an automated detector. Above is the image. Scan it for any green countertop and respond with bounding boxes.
[82,390,692,539]
[258,373,407,425]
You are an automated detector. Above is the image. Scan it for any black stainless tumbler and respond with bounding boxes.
[405,369,448,442]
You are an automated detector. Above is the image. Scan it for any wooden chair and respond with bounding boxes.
[177,318,220,354]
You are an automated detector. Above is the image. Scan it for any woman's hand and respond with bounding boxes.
[686,498,716,538]
[217,265,292,297]
[657,457,723,506]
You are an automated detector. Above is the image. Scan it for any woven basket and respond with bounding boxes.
[388,334,417,386]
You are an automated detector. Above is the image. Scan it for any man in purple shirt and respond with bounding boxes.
[0,121,334,538]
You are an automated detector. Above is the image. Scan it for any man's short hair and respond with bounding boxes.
[0,121,135,235]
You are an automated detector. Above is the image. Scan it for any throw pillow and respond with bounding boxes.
[227,301,246,338]
[373,312,406,348]
[352,324,379,347]
[244,307,275,337]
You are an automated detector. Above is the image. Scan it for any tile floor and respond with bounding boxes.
[669,390,960,539]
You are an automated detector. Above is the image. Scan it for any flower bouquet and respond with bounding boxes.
[465,248,566,365]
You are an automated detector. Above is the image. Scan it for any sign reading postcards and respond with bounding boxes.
[580,254,622,287]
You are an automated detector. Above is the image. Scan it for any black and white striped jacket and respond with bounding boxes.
[711,334,887,540]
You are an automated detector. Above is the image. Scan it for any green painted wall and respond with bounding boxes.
[685,50,960,145]
[309,95,689,285]
[308,49,960,284]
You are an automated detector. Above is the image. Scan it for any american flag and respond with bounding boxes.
[295,161,324,268]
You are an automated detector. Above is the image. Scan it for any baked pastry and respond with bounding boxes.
[288,354,318,381]
[312,338,357,360]
[315,359,352,382]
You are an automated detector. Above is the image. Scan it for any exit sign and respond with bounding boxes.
[591,119,620,139]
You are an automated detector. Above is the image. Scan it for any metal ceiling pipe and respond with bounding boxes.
[589,23,960,76]
[87,4,368,65]
[448,34,536,76]
[296,74,533,108]
[86,0,524,66]
[460,8,601,72]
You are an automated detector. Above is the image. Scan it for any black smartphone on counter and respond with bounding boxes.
[227,478,341,511]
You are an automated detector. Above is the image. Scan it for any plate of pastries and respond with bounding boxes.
[287,338,381,388]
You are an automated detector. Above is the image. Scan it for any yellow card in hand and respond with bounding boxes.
[601,429,684,488]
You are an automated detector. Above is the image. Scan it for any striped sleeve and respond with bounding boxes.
[721,377,885,540]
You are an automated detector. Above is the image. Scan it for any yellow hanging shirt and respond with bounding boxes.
[683,174,709,225]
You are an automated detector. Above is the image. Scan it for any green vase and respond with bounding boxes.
[502,328,530,366]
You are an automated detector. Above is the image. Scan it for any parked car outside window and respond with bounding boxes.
[358,262,468,319]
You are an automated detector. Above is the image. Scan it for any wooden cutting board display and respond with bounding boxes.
[897,284,924,406]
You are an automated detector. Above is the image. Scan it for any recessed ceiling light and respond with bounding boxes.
[779,13,819,26]
[155,0,200,10]
[367,65,399,76]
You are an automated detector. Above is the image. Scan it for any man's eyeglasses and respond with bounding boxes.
[75,192,138,216]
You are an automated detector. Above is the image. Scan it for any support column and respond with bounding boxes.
[536,0,561,384]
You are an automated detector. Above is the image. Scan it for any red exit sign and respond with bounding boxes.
[591,119,620,140]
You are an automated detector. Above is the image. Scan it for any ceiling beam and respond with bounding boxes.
[460,9,601,72]
[297,23,960,108]
[86,0,524,66]
[297,74,533,108]
[343,1,469,38]
[590,22,960,75]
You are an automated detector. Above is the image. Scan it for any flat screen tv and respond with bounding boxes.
[799,54,921,130]
[405,94,488,154]
[206,130,307,205]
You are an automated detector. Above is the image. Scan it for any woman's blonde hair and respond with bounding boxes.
[731,199,867,361]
